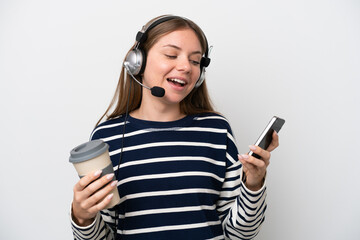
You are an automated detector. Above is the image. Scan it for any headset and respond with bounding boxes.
[124,15,211,89]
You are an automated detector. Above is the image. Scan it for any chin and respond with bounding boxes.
[163,94,187,105]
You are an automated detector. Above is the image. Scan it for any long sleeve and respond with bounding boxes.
[70,206,114,240]
[216,128,267,239]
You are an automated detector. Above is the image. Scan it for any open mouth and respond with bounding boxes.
[167,78,186,87]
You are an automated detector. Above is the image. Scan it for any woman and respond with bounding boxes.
[70,15,279,240]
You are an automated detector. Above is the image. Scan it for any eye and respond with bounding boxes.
[165,54,177,59]
[190,59,200,66]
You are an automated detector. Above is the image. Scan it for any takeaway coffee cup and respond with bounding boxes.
[69,140,120,208]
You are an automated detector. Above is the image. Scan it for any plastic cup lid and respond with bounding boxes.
[69,139,109,163]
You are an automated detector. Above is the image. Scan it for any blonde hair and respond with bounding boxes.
[96,16,215,126]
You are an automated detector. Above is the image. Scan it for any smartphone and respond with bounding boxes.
[248,116,285,159]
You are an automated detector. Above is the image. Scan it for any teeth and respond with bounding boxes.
[168,78,186,85]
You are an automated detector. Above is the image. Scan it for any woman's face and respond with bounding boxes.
[142,28,203,105]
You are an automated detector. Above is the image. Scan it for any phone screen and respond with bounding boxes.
[249,116,285,159]
[258,129,274,150]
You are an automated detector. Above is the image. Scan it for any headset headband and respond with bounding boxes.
[135,15,210,67]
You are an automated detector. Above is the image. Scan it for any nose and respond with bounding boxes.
[176,56,191,73]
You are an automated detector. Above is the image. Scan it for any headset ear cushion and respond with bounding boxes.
[138,48,147,75]
[195,68,205,88]
[124,48,146,76]
[195,55,210,88]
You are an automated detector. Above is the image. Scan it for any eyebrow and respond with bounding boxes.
[162,44,202,55]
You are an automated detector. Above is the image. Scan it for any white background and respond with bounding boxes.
[1,0,359,239]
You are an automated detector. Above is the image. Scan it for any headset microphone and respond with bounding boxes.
[123,62,165,97]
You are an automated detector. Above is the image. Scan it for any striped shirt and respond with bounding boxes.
[71,113,267,240]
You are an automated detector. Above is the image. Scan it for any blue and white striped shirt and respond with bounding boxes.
[71,113,266,240]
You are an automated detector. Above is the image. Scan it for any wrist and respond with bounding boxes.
[72,214,94,227]
[71,204,95,227]
[245,180,264,191]
[242,172,265,191]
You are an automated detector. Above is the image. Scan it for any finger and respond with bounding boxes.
[238,155,267,187]
[83,173,115,198]
[83,180,118,210]
[238,155,257,172]
[88,192,115,213]
[242,154,266,169]
[249,145,271,161]
[267,131,279,152]
[239,154,266,172]
[74,170,102,192]
[238,154,247,167]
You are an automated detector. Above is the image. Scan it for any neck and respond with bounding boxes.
[130,93,185,122]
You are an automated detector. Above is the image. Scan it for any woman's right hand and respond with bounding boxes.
[71,170,118,226]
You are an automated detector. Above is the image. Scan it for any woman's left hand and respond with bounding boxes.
[238,131,279,191]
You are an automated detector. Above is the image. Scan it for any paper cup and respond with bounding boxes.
[69,140,120,208]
